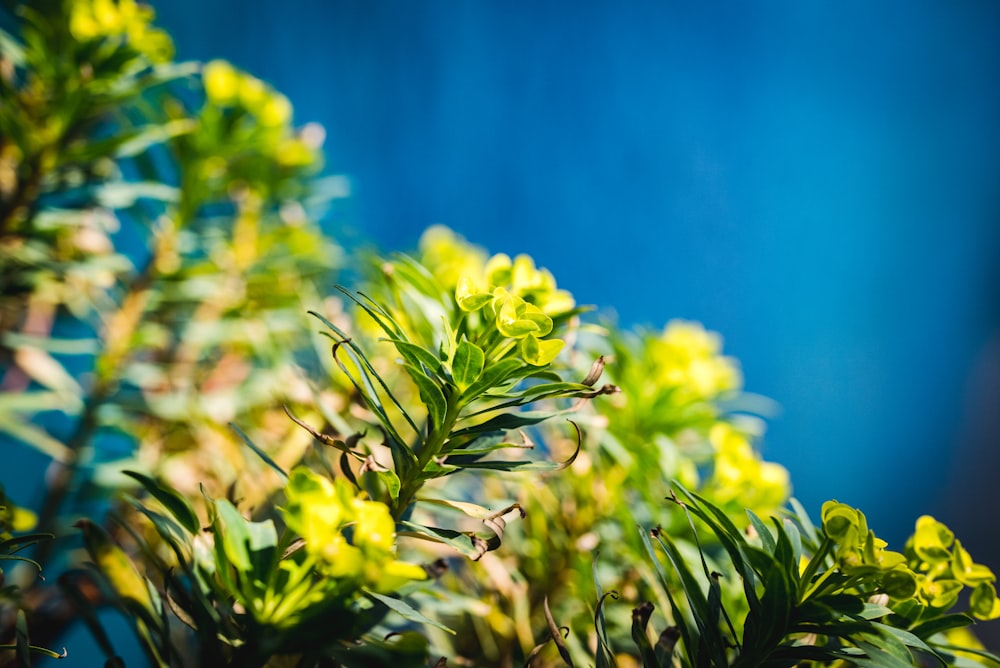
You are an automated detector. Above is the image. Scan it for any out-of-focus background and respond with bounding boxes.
[154,0,1000,580]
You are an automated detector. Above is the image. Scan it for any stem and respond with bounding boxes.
[392,394,462,521]
[29,259,159,571]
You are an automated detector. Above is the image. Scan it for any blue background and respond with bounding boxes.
[152,0,1000,610]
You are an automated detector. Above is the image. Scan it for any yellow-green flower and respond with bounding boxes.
[418,225,488,292]
[69,0,173,62]
[652,320,741,400]
[281,468,425,593]
[203,60,240,105]
[705,423,789,515]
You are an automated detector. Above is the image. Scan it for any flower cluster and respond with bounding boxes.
[0,486,36,538]
[69,0,173,62]
[820,501,918,599]
[448,248,574,368]
[281,468,425,593]
[417,225,488,292]
[904,515,1000,620]
[650,320,742,402]
[200,60,319,171]
[704,423,789,516]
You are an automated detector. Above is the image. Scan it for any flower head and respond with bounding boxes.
[281,468,425,592]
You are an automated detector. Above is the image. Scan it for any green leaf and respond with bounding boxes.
[397,521,482,559]
[459,358,525,404]
[452,409,559,438]
[94,181,179,208]
[650,528,729,667]
[365,590,455,634]
[373,468,401,502]
[113,119,197,158]
[122,471,200,535]
[405,364,447,430]
[631,602,661,668]
[386,339,443,374]
[638,525,700,666]
[909,613,975,640]
[871,623,942,663]
[15,610,29,668]
[452,339,485,392]
[593,556,618,668]
[212,500,252,573]
[415,497,496,519]
[0,27,26,66]
[747,510,776,554]
[228,423,288,482]
[521,335,564,366]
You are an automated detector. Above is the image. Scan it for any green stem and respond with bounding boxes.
[29,257,160,572]
[392,393,462,521]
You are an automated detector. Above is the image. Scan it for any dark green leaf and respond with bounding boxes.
[386,338,443,374]
[122,471,200,534]
[404,364,447,430]
[909,613,975,640]
[458,358,525,405]
[228,423,288,483]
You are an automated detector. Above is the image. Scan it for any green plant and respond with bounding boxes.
[0,487,62,666]
[2,3,998,667]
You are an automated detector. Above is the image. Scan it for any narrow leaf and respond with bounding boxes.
[122,471,200,535]
[366,590,455,634]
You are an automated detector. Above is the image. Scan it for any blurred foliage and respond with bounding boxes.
[1,2,999,667]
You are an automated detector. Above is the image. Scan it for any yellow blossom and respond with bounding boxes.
[281,468,425,592]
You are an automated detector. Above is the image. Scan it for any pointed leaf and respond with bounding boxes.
[366,590,455,634]
[122,471,200,535]
[405,364,447,430]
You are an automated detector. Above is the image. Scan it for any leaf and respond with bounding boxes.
[113,119,197,158]
[397,521,482,559]
[458,358,525,405]
[363,465,401,502]
[386,339,442,374]
[2,332,99,355]
[593,557,619,668]
[228,422,288,482]
[365,590,455,634]
[14,347,83,398]
[909,613,975,640]
[442,432,534,456]
[630,602,661,668]
[405,364,447,431]
[452,409,559,438]
[94,181,179,208]
[0,418,71,461]
[15,609,29,668]
[0,27,25,66]
[747,510,776,554]
[452,339,485,392]
[415,497,496,519]
[650,527,729,667]
[544,596,575,667]
[212,500,252,573]
[787,497,820,546]
[638,525,699,666]
[122,471,200,535]
[521,335,564,366]
[76,519,160,628]
[317,328,418,471]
